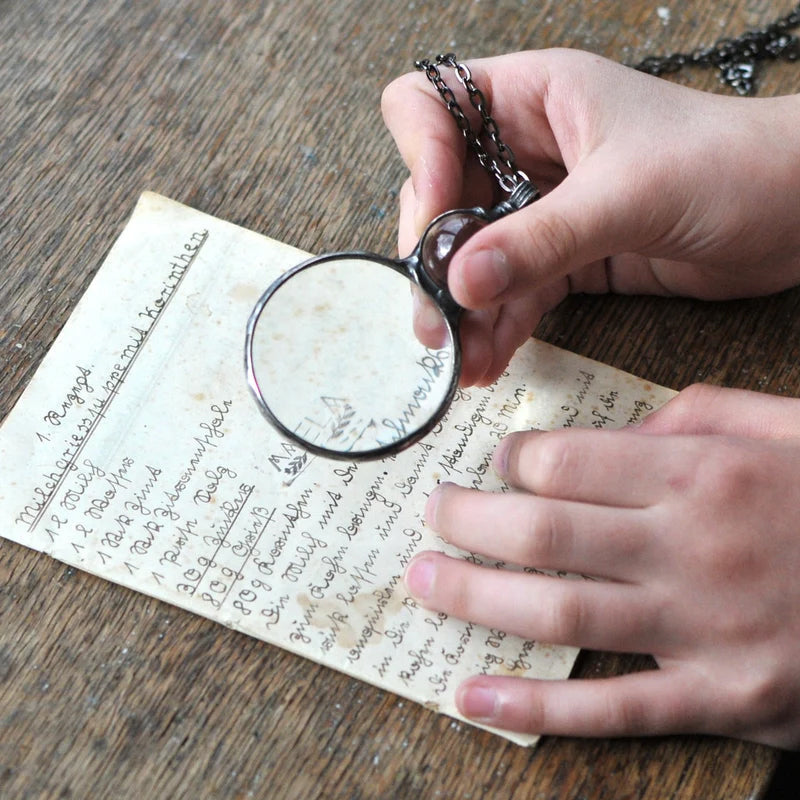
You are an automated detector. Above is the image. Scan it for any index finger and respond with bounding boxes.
[494,428,682,507]
[381,71,472,236]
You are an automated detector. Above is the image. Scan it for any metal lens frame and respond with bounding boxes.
[245,250,462,461]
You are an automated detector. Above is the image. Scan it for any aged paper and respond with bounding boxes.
[0,193,676,746]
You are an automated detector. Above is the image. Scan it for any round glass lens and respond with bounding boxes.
[247,255,457,459]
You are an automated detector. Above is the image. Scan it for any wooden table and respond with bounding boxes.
[2,1,796,797]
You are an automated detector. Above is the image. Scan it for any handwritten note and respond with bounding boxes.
[0,193,676,746]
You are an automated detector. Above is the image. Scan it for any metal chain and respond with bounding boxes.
[417,7,800,193]
[415,53,528,194]
[633,3,800,95]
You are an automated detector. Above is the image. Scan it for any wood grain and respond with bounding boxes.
[2,1,796,797]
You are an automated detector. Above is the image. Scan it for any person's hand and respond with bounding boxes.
[382,49,800,386]
[404,384,800,748]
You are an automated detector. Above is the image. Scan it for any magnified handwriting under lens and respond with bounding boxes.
[246,253,460,459]
[378,346,452,442]
[0,193,677,747]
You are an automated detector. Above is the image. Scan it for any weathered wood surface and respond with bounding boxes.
[2,1,797,797]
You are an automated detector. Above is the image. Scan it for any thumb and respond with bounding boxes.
[447,161,645,310]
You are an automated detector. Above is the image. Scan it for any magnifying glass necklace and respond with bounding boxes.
[245,53,540,460]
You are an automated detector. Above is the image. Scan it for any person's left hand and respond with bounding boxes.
[404,384,800,748]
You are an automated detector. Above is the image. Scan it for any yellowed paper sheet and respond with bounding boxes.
[0,193,676,745]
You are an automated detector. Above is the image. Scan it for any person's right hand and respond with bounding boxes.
[382,49,800,386]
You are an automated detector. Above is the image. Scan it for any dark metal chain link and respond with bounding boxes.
[415,53,528,193]
[633,3,800,95]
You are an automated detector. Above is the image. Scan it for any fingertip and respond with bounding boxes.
[380,71,414,119]
[404,553,437,601]
[457,309,496,387]
[424,480,460,533]
[456,677,500,722]
[412,288,449,348]
[492,430,543,481]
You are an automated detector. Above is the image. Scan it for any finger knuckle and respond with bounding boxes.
[525,210,579,273]
[732,666,790,727]
[678,382,723,413]
[700,447,757,506]
[430,483,465,538]
[545,589,586,644]
[695,535,765,594]
[523,502,572,568]
[603,691,651,736]
[521,687,549,732]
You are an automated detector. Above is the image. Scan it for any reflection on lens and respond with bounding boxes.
[247,255,458,459]
[420,210,488,288]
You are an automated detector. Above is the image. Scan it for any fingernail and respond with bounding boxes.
[457,683,498,721]
[404,556,435,600]
[460,248,511,302]
[424,481,452,530]
[424,487,440,530]
[492,439,510,477]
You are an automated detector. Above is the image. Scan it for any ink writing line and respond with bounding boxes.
[25,230,209,532]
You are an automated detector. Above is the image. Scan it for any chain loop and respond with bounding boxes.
[415,53,531,194]
[632,3,800,95]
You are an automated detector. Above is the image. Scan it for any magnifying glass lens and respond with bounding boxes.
[248,256,457,458]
